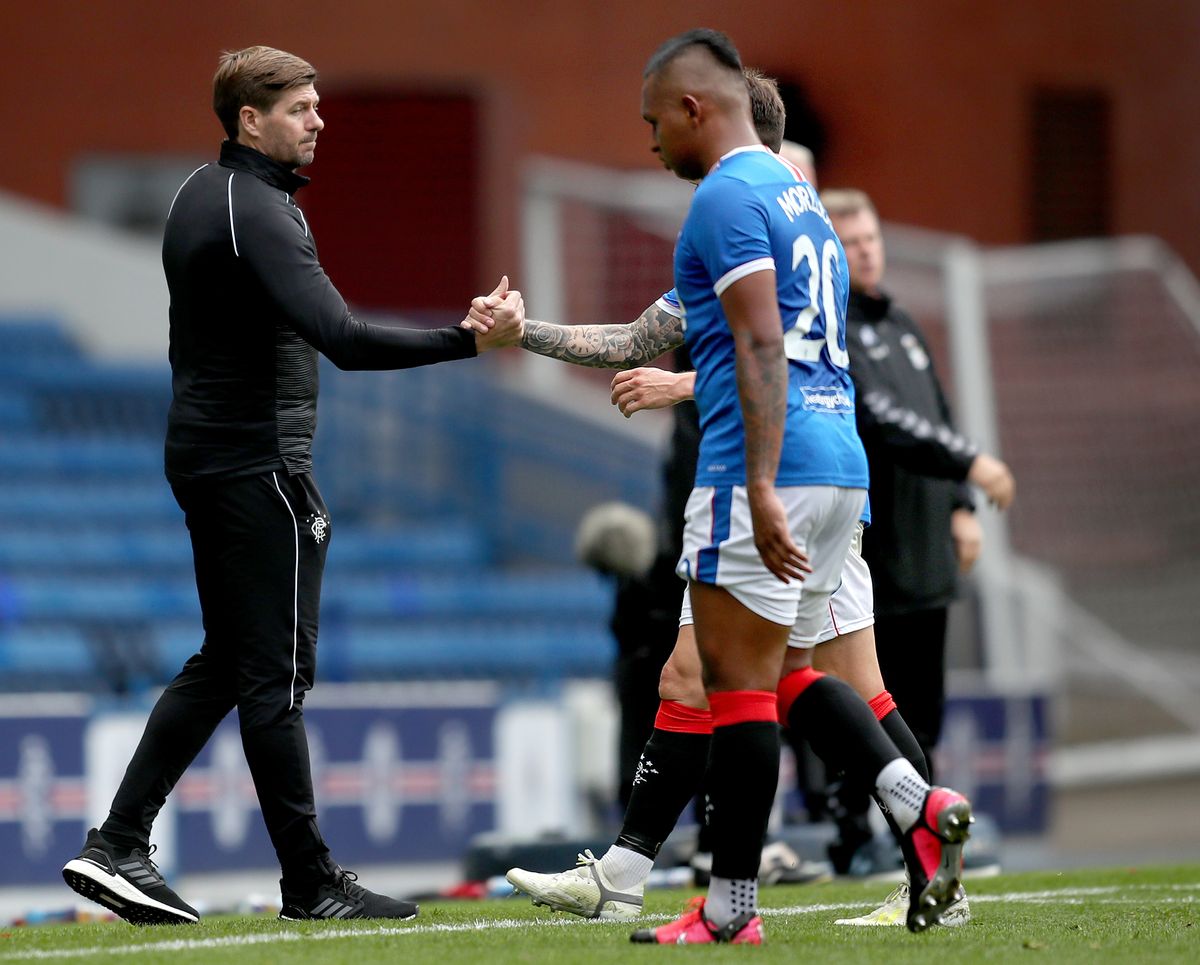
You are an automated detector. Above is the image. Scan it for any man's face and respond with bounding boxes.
[831,207,885,294]
[251,84,323,169]
[641,73,704,183]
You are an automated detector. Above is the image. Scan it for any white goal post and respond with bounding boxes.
[520,155,1200,787]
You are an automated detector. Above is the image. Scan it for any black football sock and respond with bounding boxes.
[614,700,712,859]
[778,669,900,791]
[706,691,780,884]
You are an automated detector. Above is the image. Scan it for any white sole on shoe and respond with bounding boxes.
[506,868,642,920]
[63,858,198,925]
[836,895,971,927]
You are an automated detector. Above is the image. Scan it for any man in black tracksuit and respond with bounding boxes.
[823,188,1015,779]
[62,46,521,925]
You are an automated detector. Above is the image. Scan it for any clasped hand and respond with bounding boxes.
[460,275,525,352]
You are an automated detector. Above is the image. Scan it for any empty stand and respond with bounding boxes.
[0,315,655,693]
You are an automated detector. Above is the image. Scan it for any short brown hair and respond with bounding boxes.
[820,188,877,219]
[744,67,785,152]
[212,46,317,139]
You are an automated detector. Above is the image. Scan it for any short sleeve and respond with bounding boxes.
[688,179,774,296]
[656,289,682,317]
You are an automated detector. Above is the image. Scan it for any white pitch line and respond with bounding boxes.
[0,917,580,962]
[2,883,1197,962]
[761,881,1200,918]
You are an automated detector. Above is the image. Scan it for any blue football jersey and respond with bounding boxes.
[673,145,868,490]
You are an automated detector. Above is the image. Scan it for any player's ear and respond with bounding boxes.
[681,93,702,125]
[239,105,260,139]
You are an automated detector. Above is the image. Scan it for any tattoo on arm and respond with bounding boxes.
[736,335,788,487]
[520,305,685,368]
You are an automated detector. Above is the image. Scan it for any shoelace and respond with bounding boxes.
[128,844,165,884]
[569,849,601,877]
[335,869,366,899]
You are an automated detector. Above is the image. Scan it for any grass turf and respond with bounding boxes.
[0,864,1195,963]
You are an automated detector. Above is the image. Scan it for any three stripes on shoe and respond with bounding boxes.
[304,897,359,919]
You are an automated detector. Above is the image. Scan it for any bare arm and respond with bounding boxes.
[519,302,685,369]
[720,271,809,583]
[722,273,787,491]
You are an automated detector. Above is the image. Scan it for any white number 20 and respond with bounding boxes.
[783,234,849,369]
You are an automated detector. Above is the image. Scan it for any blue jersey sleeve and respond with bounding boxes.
[687,179,774,296]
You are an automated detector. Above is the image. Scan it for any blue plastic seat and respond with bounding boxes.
[0,436,162,477]
[0,317,81,359]
[0,483,181,523]
[0,627,94,682]
[340,622,613,679]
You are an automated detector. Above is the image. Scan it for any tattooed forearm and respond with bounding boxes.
[736,335,788,487]
[520,305,685,369]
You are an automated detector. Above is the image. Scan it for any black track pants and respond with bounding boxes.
[103,471,333,879]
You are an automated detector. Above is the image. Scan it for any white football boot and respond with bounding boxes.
[506,849,643,920]
[834,881,971,927]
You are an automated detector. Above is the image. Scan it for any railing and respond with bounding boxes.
[521,155,1200,785]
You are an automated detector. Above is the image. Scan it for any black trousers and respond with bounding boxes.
[873,606,949,781]
[102,470,333,882]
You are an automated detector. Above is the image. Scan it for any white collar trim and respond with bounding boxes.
[710,143,771,175]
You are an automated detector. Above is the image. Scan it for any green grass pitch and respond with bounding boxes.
[1,864,1195,963]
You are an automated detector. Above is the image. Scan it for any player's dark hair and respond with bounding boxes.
[213,46,317,140]
[744,67,785,152]
[644,28,743,78]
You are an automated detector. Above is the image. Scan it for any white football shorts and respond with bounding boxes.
[678,520,874,648]
[676,485,868,647]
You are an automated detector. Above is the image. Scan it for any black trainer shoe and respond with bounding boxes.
[279,866,419,921]
[62,828,199,925]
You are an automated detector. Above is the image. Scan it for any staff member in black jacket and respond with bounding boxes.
[62,45,521,926]
[822,188,1015,778]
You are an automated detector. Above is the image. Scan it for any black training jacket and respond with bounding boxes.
[162,141,476,481]
[847,290,978,615]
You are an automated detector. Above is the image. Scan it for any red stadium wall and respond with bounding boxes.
[298,91,480,313]
[7,0,1200,297]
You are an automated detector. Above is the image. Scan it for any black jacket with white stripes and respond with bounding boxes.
[846,289,978,615]
[162,140,476,481]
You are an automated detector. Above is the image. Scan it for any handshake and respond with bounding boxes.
[459,276,526,353]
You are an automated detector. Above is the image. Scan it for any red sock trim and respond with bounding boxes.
[653,699,714,735]
[708,690,778,728]
[868,690,897,721]
[776,667,826,724]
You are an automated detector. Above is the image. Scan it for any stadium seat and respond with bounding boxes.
[0,436,162,477]
[339,623,613,680]
[0,483,182,523]
[0,627,96,688]
[0,316,652,695]
[0,393,35,429]
[0,316,82,359]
